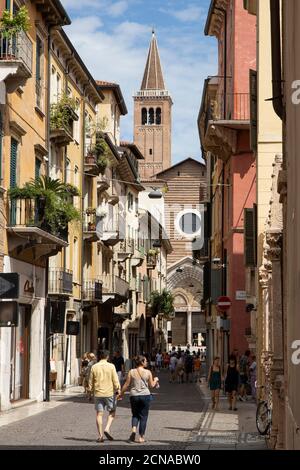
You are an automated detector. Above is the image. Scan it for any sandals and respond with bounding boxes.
[97,437,104,443]
[128,432,136,443]
[104,431,114,441]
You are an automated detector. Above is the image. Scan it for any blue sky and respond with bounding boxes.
[61,0,217,164]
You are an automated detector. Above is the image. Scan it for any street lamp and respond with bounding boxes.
[148,189,163,199]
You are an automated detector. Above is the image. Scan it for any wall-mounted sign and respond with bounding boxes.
[236,291,247,301]
[0,273,19,299]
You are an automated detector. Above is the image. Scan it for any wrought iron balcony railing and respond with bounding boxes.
[8,197,68,242]
[205,93,250,133]
[0,30,33,75]
[83,280,102,302]
[48,268,73,296]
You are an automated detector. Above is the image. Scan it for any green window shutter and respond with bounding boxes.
[244,208,255,267]
[35,157,41,180]
[211,269,222,304]
[36,36,42,82]
[10,138,18,188]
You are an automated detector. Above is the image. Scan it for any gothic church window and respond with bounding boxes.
[156,108,162,125]
[142,108,147,125]
[149,108,155,125]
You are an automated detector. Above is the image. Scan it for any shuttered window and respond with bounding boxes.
[250,69,257,152]
[211,269,222,304]
[35,157,41,180]
[244,208,257,267]
[10,138,18,188]
[203,262,210,302]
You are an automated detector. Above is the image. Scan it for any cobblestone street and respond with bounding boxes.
[0,370,267,450]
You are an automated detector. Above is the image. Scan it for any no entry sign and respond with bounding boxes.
[217,296,232,311]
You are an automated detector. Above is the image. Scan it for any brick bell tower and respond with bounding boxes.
[134,30,172,180]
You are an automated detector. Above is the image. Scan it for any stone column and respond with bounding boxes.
[267,231,285,449]
[187,308,192,345]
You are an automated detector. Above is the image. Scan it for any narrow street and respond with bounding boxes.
[0,369,266,450]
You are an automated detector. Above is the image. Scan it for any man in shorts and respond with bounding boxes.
[89,350,120,442]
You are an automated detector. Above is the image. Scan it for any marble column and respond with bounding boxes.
[187,308,192,345]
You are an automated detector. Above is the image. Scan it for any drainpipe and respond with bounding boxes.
[270,0,283,120]
[44,25,53,402]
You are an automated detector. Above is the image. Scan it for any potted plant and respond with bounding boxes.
[0,6,30,39]
[150,289,174,318]
[50,94,78,132]
[8,176,81,236]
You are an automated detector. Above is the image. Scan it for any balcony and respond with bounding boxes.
[7,197,68,265]
[102,275,129,307]
[48,268,73,297]
[118,239,134,262]
[101,214,120,247]
[0,31,33,93]
[84,150,99,177]
[82,280,102,304]
[204,92,250,161]
[131,245,145,267]
[147,254,157,269]
[50,98,78,147]
[83,209,99,242]
[97,174,110,192]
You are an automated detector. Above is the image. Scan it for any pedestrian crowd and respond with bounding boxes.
[207,349,257,412]
[78,344,204,444]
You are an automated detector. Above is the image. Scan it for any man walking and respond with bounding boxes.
[89,350,120,443]
[112,351,125,385]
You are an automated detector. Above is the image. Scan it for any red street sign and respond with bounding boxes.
[217,296,232,311]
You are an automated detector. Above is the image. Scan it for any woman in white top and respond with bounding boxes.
[120,355,159,443]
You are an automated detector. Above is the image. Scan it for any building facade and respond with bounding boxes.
[198,0,256,368]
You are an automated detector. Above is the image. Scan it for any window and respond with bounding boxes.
[156,107,161,125]
[65,158,71,184]
[73,238,78,282]
[56,73,61,100]
[36,36,43,108]
[179,213,201,235]
[74,98,80,143]
[142,108,147,125]
[35,157,42,180]
[149,148,153,155]
[128,192,134,211]
[149,108,154,125]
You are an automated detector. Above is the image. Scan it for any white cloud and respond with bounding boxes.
[108,1,129,17]
[162,5,205,23]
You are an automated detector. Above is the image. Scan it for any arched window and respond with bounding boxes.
[156,107,162,125]
[149,108,154,125]
[141,108,147,125]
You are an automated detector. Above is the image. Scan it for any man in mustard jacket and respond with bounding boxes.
[89,350,121,442]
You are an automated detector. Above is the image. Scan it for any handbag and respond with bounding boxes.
[136,368,154,401]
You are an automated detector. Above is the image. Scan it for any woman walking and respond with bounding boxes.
[120,355,159,443]
[207,357,222,410]
[225,356,239,411]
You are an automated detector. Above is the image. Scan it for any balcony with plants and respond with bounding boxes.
[83,207,100,242]
[146,248,159,269]
[150,289,175,320]
[7,176,81,264]
[0,6,33,92]
[50,94,79,147]
[118,238,134,262]
[85,133,111,177]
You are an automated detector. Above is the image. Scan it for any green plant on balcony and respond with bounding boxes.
[50,94,78,132]
[0,7,30,39]
[150,289,174,318]
[8,176,81,237]
[147,248,159,257]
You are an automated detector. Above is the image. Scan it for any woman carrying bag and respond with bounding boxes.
[120,355,159,443]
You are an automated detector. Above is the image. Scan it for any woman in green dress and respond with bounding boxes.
[207,357,222,410]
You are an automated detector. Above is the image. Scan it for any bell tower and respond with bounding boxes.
[134,31,172,180]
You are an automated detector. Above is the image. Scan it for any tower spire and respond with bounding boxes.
[141,31,165,90]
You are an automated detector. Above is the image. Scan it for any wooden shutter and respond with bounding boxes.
[0,112,2,181]
[203,262,210,302]
[211,269,222,304]
[244,208,256,266]
[250,70,257,152]
[10,138,18,188]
